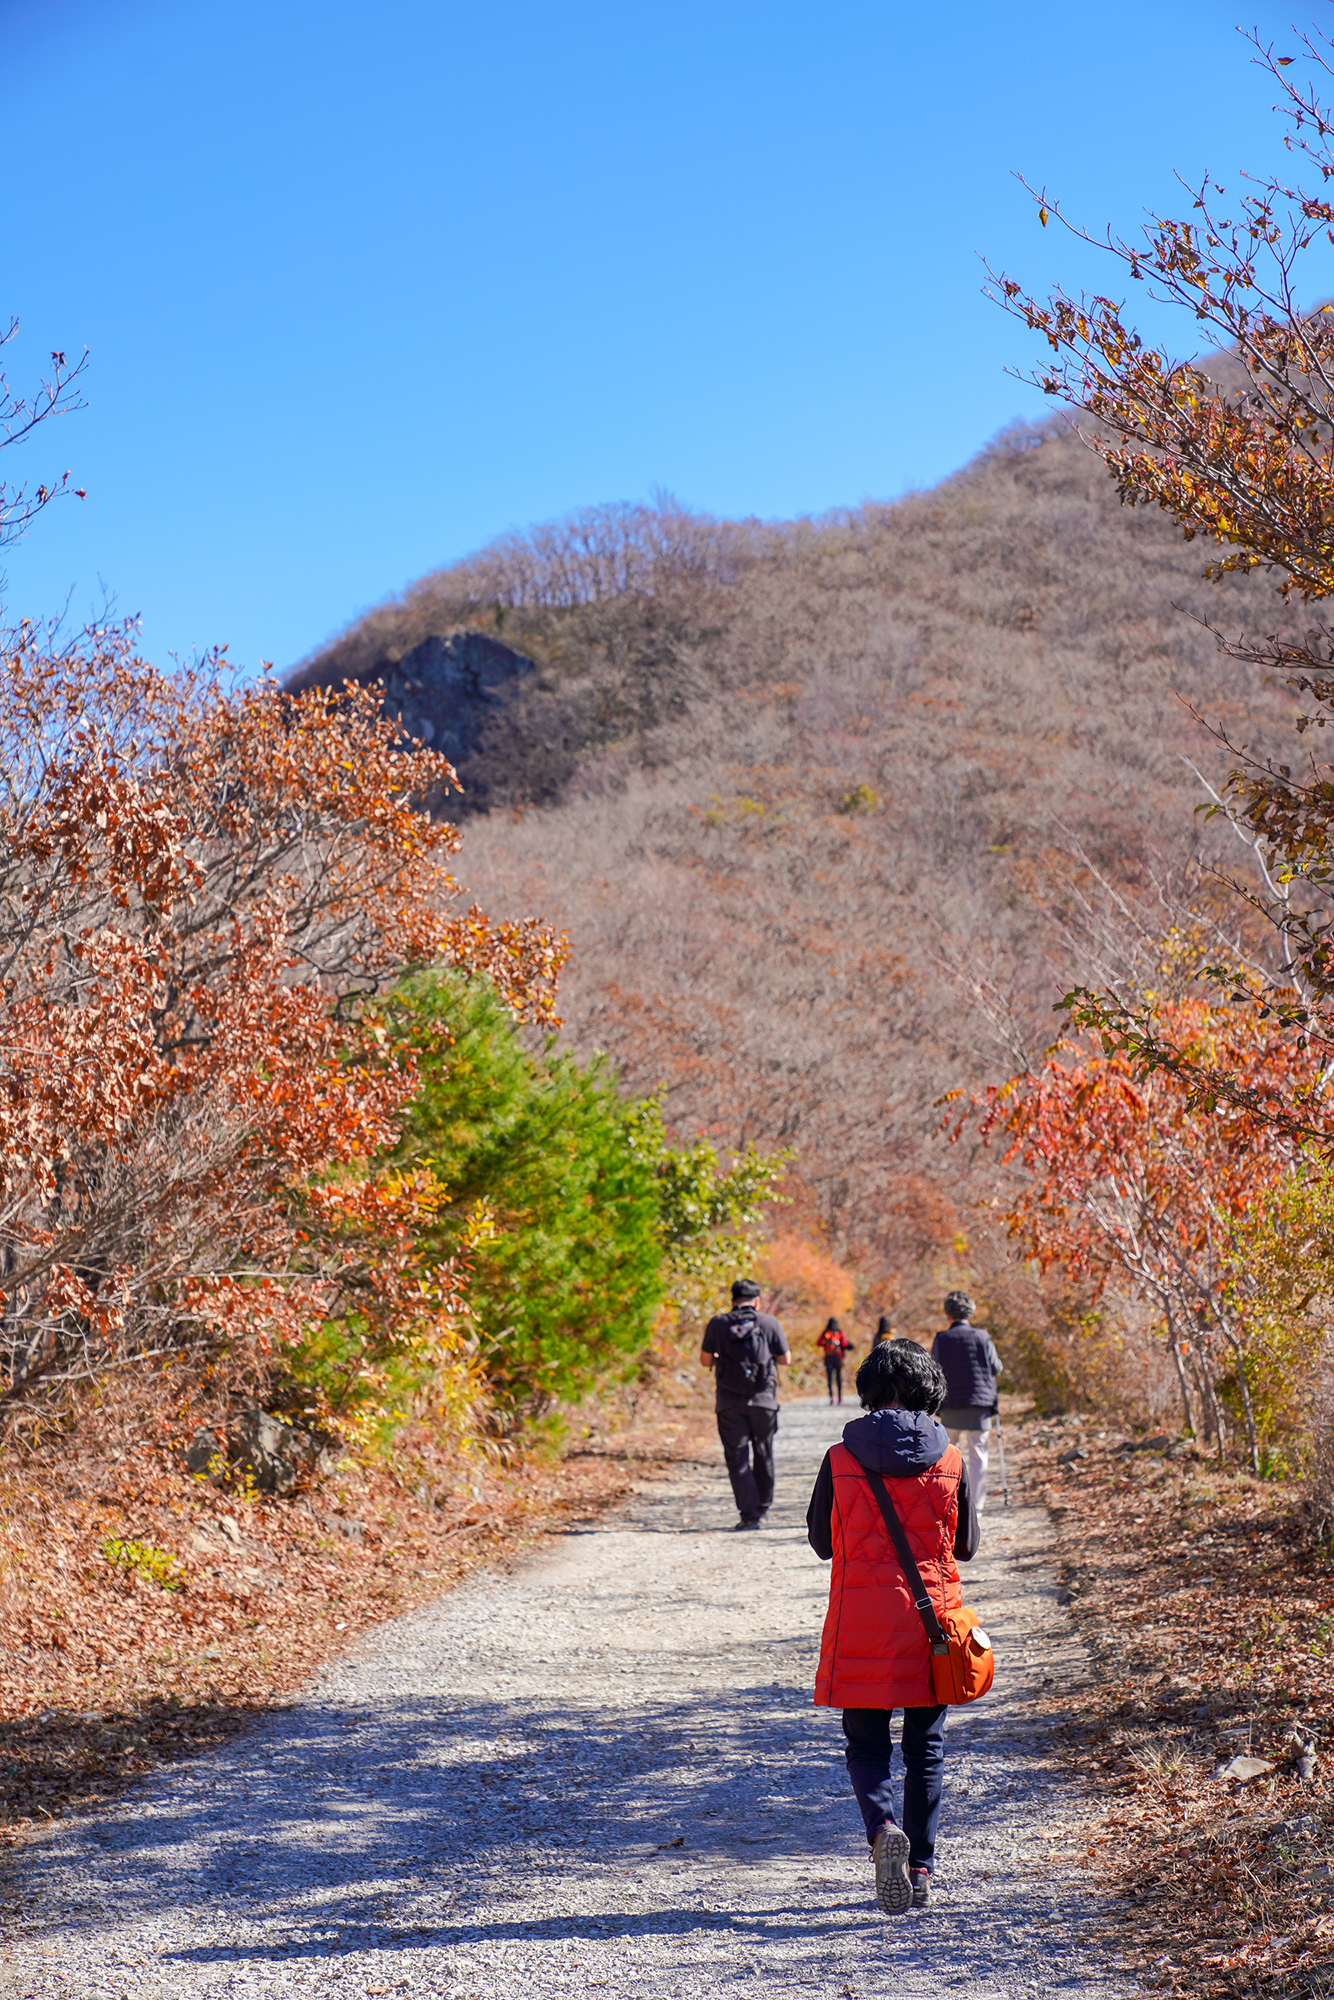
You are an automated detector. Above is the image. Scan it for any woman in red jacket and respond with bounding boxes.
[806,1339,979,1915]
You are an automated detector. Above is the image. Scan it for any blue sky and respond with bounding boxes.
[2,0,1324,675]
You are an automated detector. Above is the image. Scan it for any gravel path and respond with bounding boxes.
[2,1399,1134,1998]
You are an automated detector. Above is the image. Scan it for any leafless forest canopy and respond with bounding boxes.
[300,419,1305,1337]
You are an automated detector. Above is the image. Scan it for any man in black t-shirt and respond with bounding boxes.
[700,1279,791,1529]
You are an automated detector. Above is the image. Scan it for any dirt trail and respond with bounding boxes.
[2,1400,1134,1998]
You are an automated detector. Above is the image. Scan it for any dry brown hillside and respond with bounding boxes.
[296,419,1303,1332]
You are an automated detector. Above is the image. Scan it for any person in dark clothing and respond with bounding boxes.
[930,1291,1004,1515]
[872,1316,893,1348]
[807,1338,979,1915]
[816,1317,853,1403]
[701,1279,791,1528]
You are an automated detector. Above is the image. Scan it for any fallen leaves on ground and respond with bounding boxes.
[1007,1410,1334,1999]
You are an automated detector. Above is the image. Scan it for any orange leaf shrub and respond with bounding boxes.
[759,1235,856,1322]
[0,615,565,1431]
[957,996,1325,1467]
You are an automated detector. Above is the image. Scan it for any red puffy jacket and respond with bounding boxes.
[814,1433,963,1709]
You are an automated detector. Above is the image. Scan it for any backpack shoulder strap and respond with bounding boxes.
[862,1465,950,1659]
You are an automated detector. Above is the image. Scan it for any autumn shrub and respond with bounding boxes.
[759,1235,855,1316]
[957,997,1324,1465]
[748,1234,859,1392]
[0,617,562,1453]
[1302,1343,1334,1543]
[628,1094,788,1326]
[1216,1166,1334,1481]
[977,1269,1163,1420]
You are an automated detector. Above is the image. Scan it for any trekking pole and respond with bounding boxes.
[993,1405,1010,1506]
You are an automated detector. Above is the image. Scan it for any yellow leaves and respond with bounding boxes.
[461,1198,500,1250]
[1038,206,1049,227]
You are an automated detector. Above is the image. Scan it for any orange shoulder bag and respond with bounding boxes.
[863,1465,994,1706]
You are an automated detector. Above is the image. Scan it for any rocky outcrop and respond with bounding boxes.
[184,1400,339,1496]
[286,628,537,789]
[371,630,537,766]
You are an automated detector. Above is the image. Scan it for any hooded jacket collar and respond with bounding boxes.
[840,1406,948,1475]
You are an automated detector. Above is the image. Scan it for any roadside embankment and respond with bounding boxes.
[1012,1412,1334,1998]
[0,1370,718,1846]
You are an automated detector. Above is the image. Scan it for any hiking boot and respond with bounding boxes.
[735,1517,761,1531]
[872,1822,912,1916]
[910,1867,931,1910]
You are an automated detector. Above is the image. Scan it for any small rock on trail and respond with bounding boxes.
[2,1401,1135,1997]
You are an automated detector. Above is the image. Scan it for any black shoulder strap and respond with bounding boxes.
[863,1466,950,1659]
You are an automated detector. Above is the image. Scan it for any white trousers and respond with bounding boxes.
[946,1426,989,1513]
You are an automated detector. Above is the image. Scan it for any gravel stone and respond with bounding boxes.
[1,1401,1136,1996]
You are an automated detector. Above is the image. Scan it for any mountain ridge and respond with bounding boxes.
[294,419,1305,1325]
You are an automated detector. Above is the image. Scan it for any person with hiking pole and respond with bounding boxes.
[931,1292,1004,1515]
[701,1279,791,1529]
[806,1339,981,1913]
[817,1317,854,1404]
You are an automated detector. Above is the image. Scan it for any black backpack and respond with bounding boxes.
[716,1310,770,1398]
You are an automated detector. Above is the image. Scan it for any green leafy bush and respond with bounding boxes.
[625,1093,788,1316]
[386,971,666,1416]
[101,1539,182,1590]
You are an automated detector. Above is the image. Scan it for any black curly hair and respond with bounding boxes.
[855,1338,946,1415]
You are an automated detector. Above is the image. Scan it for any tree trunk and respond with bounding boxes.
[1221,1321,1261,1475]
[1186,1349,1213,1445]
[1164,1302,1196,1439]
[1199,1353,1227,1465]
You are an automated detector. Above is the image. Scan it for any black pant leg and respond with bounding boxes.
[748,1405,778,1512]
[841,1707,895,1843]
[899,1703,947,1871]
[715,1407,760,1519]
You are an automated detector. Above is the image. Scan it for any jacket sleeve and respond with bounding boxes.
[806,1450,835,1560]
[953,1465,980,1563]
[986,1336,1004,1378]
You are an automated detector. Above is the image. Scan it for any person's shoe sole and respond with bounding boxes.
[873,1823,912,1915]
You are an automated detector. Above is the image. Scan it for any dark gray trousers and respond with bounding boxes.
[842,1705,948,1869]
[715,1404,778,1520]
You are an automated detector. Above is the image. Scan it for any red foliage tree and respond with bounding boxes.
[958,997,1323,1466]
[0,615,565,1422]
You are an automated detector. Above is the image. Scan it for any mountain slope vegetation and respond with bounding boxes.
[297,419,1303,1327]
